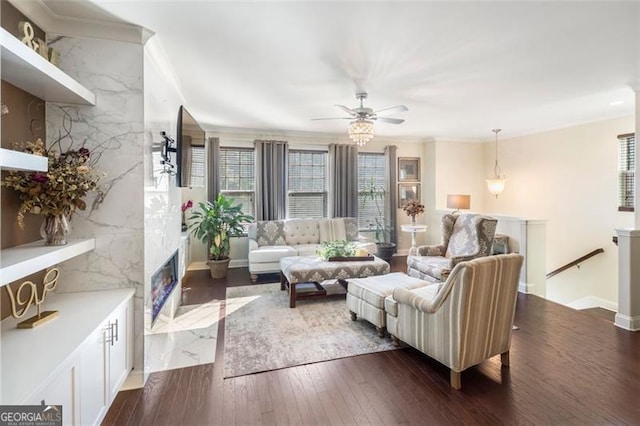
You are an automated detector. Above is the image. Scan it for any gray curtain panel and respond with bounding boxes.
[207,137,220,202]
[328,144,358,218]
[385,145,398,245]
[255,139,288,220]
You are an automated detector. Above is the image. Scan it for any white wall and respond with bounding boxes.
[483,116,635,307]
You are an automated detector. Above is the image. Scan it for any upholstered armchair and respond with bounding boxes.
[387,253,524,389]
[407,213,497,282]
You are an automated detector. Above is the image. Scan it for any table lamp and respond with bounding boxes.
[446,194,470,213]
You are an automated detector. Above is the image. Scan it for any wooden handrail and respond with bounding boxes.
[546,248,604,279]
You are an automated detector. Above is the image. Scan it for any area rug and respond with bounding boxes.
[223,283,399,378]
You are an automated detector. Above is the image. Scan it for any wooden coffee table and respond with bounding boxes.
[279,255,390,308]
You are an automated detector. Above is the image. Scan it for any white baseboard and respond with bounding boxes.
[566,296,618,312]
[614,313,640,331]
[395,249,409,256]
[518,281,534,294]
[187,261,208,271]
[230,259,248,268]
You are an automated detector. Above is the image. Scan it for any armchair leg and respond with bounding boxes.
[391,335,400,347]
[251,274,258,283]
[350,311,357,321]
[501,351,510,367]
[450,370,461,390]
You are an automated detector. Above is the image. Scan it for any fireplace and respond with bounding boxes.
[151,250,179,324]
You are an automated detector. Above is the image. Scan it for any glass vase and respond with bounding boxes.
[40,214,70,246]
[411,215,416,225]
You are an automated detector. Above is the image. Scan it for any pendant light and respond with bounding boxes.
[486,128,506,197]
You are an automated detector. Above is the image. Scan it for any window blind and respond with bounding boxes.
[219,147,255,216]
[287,150,327,218]
[357,153,386,230]
[189,145,206,187]
[617,133,635,211]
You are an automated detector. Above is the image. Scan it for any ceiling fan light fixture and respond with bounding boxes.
[348,118,374,146]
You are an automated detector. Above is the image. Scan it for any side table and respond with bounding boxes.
[401,224,428,249]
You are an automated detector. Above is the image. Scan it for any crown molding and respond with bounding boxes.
[7,0,152,45]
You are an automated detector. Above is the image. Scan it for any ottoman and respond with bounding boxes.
[346,272,432,337]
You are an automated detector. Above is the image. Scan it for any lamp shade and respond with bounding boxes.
[446,194,471,210]
[486,178,506,197]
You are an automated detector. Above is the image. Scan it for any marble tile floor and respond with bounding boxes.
[146,300,220,373]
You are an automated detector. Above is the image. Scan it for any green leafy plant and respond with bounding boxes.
[316,240,357,260]
[188,194,254,261]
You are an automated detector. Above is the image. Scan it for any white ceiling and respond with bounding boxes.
[47,1,640,140]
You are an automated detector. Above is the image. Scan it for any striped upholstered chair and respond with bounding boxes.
[407,213,498,282]
[387,253,524,389]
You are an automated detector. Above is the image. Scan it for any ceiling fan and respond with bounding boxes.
[312,92,408,125]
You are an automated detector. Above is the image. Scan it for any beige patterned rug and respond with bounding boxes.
[223,283,399,378]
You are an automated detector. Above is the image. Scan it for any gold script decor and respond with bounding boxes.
[6,268,60,328]
[1,109,107,242]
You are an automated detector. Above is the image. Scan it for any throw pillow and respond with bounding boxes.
[318,219,347,242]
[255,220,286,246]
[343,218,359,241]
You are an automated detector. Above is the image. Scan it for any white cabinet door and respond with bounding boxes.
[107,298,132,402]
[79,324,108,426]
[30,362,79,426]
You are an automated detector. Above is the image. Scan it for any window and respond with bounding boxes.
[219,147,255,216]
[287,150,327,218]
[357,153,386,231]
[189,145,206,187]
[618,133,635,212]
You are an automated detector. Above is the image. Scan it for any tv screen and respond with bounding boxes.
[176,105,206,187]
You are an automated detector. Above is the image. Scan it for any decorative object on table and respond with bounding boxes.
[398,183,421,209]
[181,199,193,231]
[1,109,107,246]
[402,198,425,224]
[398,157,420,181]
[361,179,396,262]
[446,194,471,213]
[486,128,507,197]
[188,193,254,279]
[6,267,60,329]
[316,240,357,260]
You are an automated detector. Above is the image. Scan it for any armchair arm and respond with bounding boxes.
[449,252,481,267]
[393,263,466,313]
[248,238,259,252]
[411,244,445,257]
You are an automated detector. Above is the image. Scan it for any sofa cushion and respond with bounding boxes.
[348,272,429,309]
[295,244,321,256]
[255,221,287,246]
[344,218,359,241]
[318,219,347,242]
[248,245,297,263]
[285,219,320,245]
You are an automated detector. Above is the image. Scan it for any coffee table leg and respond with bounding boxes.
[289,281,296,308]
[280,273,285,291]
[376,326,386,338]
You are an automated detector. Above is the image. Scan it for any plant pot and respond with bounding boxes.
[208,258,231,279]
[376,242,397,263]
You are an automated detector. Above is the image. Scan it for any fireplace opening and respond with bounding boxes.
[151,250,179,324]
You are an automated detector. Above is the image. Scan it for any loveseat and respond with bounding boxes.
[248,218,376,281]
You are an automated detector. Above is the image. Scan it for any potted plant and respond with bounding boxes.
[188,194,254,279]
[361,179,396,262]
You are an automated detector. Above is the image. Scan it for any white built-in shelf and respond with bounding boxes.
[0,27,95,105]
[0,147,48,171]
[0,238,95,287]
[1,289,134,404]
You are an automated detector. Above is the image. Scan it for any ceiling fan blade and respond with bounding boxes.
[374,105,408,115]
[334,104,357,116]
[311,117,353,121]
[375,116,405,124]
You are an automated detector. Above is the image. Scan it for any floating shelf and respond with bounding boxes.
[0,27,95,105]
[0,238,95,287]
[0,148,48,171]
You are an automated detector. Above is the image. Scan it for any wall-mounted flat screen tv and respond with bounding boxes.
[176,105,206,187]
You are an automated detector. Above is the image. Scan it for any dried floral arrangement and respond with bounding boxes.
[403,199,425,219]
[1,108,109,227]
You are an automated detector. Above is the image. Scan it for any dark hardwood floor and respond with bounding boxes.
[103,257,640,425]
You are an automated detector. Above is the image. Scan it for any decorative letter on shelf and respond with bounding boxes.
[5,267,60,329]
[18,21,61,66]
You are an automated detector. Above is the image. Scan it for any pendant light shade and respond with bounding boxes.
[486,128,506,197]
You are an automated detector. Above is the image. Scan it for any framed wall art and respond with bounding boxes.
[398,157,420,181]
[398,183,421,208]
